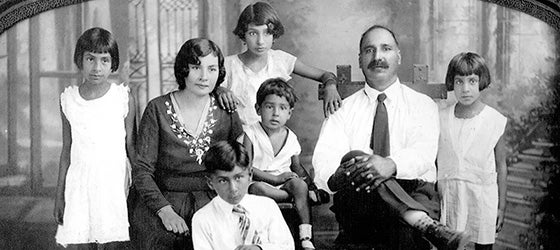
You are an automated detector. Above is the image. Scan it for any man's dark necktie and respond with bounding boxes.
[370,93,390,157]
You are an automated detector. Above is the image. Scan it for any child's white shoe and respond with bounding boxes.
[301,239,315,250]
[299,224,315,250]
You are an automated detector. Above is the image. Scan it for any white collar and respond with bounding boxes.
[214,194,250,215]
[363,78,401,105]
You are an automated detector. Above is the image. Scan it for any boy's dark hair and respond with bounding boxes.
[174,38,226,91]
[256,78,298,108]
[233,1,284,40]
[445,52,491,91]
[359,24,399,51]
[203,141,251,174]
[74,27,119,72]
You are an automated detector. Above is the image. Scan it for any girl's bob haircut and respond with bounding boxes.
[233,1,284,40]
[445,52,491,91]
[74,27,119,72]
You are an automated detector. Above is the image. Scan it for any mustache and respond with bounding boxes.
[368,59,389,69]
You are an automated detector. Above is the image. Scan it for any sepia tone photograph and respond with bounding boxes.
[0,0,559,249]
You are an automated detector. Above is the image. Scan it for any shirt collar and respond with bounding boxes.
[363,78,401,105]
[214,195,250,215]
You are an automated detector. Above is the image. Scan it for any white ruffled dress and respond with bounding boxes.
[55,83,130,245]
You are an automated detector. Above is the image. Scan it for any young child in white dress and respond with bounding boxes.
[437,52,508,250]
[217,1,341,124]
[54,27,136,248]
[244,78,327,250]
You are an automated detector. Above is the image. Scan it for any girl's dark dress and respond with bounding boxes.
[130,93,243,249]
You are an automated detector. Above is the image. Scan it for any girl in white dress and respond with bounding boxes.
[54,27,136,249]
[437,52,508,250]
[216,1,342,124]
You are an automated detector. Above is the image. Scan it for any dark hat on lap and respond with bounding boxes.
[340,150,368,164]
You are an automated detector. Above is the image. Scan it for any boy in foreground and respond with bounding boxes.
[192,141,295,250]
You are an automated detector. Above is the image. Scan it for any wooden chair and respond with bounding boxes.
[318,64,447,100]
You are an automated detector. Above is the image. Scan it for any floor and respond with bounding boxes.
[0,195,340,250]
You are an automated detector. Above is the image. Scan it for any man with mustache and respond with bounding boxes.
[312,25,468,250]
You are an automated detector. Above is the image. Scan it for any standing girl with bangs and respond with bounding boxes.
[437,52,508,250]
[54,27,136,248]
[217,1,342,125]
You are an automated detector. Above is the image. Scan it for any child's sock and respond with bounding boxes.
[402,210,425,226]
[308,190,318,202]
[299,224,315,249]
[308,187,330,205]
[411,213,435,232]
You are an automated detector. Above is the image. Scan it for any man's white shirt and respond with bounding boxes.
[313,79,439,193]
[192,194,295,250]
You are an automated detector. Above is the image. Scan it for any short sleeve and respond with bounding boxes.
[223,55,235,90]
[60,90,68,116]
[271,50,297,76]
[117,84,131,119]
[498,113,507,135]
[290,129,302,156]
[244,123,257,143]
[59,86,75,117]
[492,108,508,138]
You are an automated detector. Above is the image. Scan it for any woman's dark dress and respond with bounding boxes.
[130,94,243,249]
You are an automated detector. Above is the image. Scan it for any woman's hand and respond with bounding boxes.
[323,84,342,117]
[215,86,240,113]
[53,193,65,225]
[157,205,190,235]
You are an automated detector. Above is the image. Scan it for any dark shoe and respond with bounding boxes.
[423,221,469,250]
[308,188,330,205]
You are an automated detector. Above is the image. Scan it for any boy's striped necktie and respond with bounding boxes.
[232,204,251,243]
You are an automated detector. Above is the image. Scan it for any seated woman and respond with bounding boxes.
[130,38,244,249]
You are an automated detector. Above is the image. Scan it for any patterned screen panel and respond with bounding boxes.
[159,0,200,94]
[128,0,201,110]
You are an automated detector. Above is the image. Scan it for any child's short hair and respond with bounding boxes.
[203,141,251,174]
[256,78,298,108]
[174,38,226,91]
[74,27,119,72]
[445,52,491,91]
[233,1,284,40]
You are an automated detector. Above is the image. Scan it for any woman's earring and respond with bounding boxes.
[242,41,246,46]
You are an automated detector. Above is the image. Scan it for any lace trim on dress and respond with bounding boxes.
[165,96,218,164]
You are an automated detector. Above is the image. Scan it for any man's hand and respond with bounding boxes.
[215,86,240,112]
[322,84,342,117]
[496,209,505,233]
[274,172,299,185]
[157,205,189,235]
[235,245,262,250]
[348,154,396,192]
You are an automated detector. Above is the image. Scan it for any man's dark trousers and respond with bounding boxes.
[332,178,440,250]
